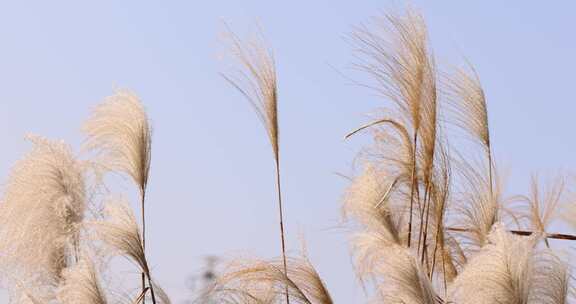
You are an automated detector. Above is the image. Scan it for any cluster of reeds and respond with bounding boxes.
[207,8,576,304]
[0,91,168,303]
[0,6,574,304]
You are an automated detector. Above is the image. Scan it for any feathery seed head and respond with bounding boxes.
[223,28,279,161]
[57,255,107,304]
[94,199,148,275]
[0,135,86,290]
[208,256,332,304]
[83,90,152,194]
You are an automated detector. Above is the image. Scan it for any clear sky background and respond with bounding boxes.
[0,1,575,303]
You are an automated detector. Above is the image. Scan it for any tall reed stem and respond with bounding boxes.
[146,273,157,304]
[417,183,430,255]
[420,189,432,264]
[430,178,449,282]
[140,190,158,304]
[141,190,148,304]
[274,155,290,304]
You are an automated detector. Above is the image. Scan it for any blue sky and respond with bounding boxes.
[0,1,575,302]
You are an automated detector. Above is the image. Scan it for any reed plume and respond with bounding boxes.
[345,10,457,300]
[519,175,565,247]
[451,156,502,252]
[342,164,404,248]
[94,200,160,304]
[362,244,438,304]
[343,163,444,302]
[56,255,107,304]
[208,255,332,304]
[383,247,440,304]
[448,224,533,304]
[350,8,437,248]
[223,28,290,303]
[345,116,414,188]
[0,135,86,301]
[529,250,570,304]
[416,112,441,268]
[445,66,493,194]
[426,145,458,289]
[344,8,576,304]
[448,224,570,304]
[83,90,152,301]
[0,6,572,304]
[82,90,152,196]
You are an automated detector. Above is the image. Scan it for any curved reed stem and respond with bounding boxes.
[446,227,576,241]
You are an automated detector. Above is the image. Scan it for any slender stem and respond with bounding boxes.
[420,190,432,265]
[141,273,146,304]
[407,133,418,248]
[445,227,576,240]
[142,207,156,304]
[421,180,437,267]
[141,189,147,304]
[376,178,399,209]
[430,205,446,278]
[423,243,430,273]
[146,274,157,304]
[417,183,430,256]
[344,119,394,139]
[430,188,448,281]
[275,157,290,304]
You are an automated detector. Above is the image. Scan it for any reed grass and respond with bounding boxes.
[341,7,575,304]
[0,6,574,304]
[83,90,152,303]
[209,8,576,304]
[222,28,291,304]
